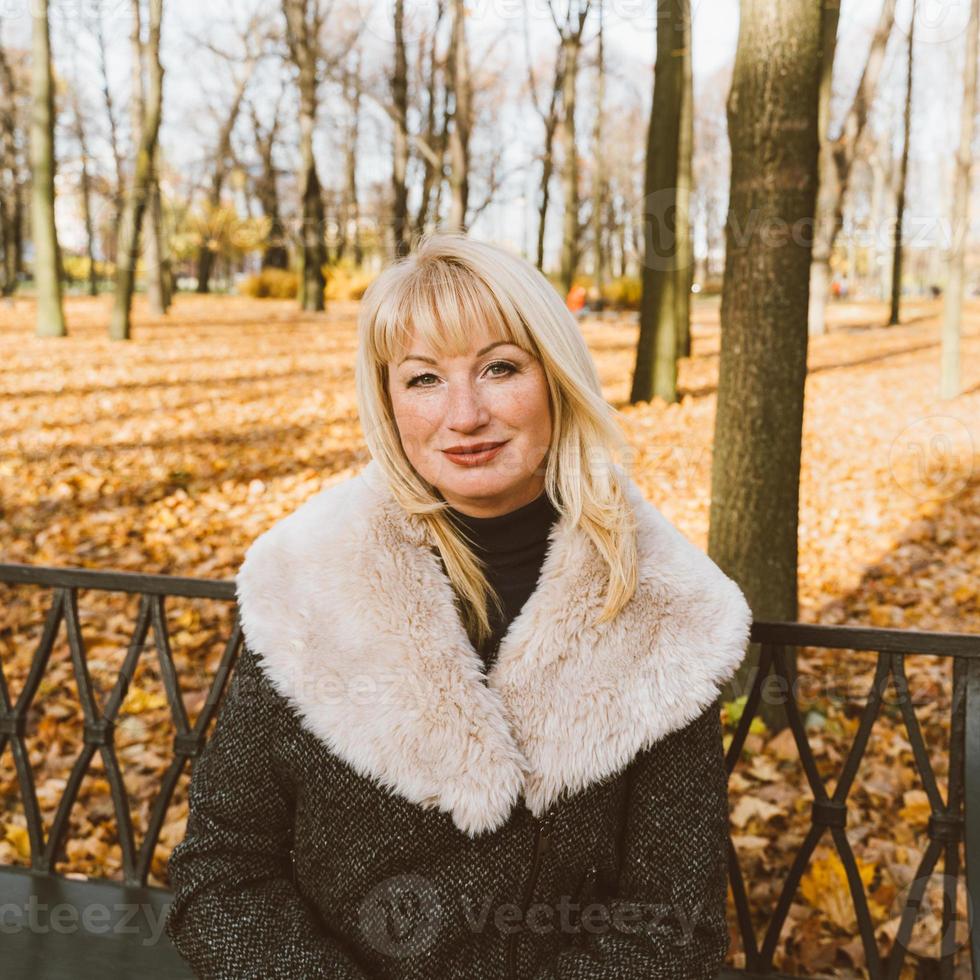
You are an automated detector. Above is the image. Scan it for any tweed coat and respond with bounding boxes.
[164,458,753,979]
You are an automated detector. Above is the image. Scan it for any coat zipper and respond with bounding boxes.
[507,812,553,980]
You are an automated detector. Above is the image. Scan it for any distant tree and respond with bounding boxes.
[391,0,410,256]
[144,143,172,314]
[92,8,125,262]
[889,0,916,326]
[248,90,289,269]
[523,15,565,272]
[630,0,693,406]
[411,8,450,243]
[282,0,327,310]
[30,0,66,337]
[191,10,268,293]
[940,0,979,398]
[0,35,28,297]
[691,64,730,284]
[67,83,99,297]
[336,49,363,265]
[591,0,607,300]
[809,0,897,336]
[446,0,472,231]
[709,0,824,728]
[551,0,591,294]
[109,0,164,341]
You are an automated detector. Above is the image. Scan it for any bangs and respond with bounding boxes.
[369,257,532,365]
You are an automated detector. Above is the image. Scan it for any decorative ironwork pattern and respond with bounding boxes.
[723,622,980,979]
[0,563,978,977]
[0,562,239,888]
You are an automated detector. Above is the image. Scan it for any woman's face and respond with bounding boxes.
[386,325,552,517]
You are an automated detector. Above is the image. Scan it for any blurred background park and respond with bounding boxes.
[2,0,980,975]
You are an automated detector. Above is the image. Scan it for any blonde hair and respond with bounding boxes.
[354,231,638,650]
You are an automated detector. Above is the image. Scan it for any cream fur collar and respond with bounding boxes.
[235,459,752,838]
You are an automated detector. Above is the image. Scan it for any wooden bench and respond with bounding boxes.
[1,562,978,978]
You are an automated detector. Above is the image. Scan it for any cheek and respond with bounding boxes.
[390,391,442,439]
[497,375,551,432]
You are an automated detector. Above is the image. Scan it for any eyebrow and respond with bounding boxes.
[397,340,517,367]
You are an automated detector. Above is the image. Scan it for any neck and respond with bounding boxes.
[445,489,559,560]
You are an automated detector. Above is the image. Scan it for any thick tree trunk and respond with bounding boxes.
[889,0,916,326]
[940,0,979,398]
[30,0,66,337]
[709,0,823,728]
[109,0,164,341]
[630,0,690,405]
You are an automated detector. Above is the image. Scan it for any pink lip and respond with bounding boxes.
[442,441,508,466]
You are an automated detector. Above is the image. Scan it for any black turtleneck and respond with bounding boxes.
[442,488,561,672]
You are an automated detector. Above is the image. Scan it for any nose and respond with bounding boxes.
[446,378,490,432]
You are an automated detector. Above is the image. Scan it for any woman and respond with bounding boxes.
[165,232,753,979]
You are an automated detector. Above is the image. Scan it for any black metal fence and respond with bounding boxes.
[1,562,978,978]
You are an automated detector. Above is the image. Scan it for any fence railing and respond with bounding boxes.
[1,561,978,978]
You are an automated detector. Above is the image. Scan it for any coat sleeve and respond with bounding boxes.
[532,699,732,980]
[164,644,373,980]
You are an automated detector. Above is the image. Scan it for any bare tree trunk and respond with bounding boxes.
[889,0,916,326]
[447,0,472,231]
[0,40,24,296]
[868,138,895,300]
[940,0,979,398]
[676,3,694,358]
[96,9,125,254]
[709,0,823,729]
[109,0,164,341]
[807,0,839,339]
[526,15,564,272]
[337,51,363,264]
[197,69,252,293]
[414,13,448,241]
[391,0,410,256]
[252,96,289,270]
[809,0,896,336]
[283,0,326,310]
[556,10,587,294]
[630,0,690,405]
[31,0,66,337]
[591,0,606,299]
[145,147,171,313]
[70,91,99,296]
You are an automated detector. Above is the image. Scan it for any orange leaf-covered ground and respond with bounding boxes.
[2,292,979,977]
